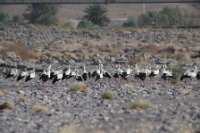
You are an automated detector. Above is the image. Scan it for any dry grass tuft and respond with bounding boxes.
[69,82,89,93]
[101,90,114,100]
[18,96,28,103]
[59,125,77,133]
[137,122,153,133]
[0,90,9,97]
[82,40,92,47]
[151,84,159,90]
[178,125,195,133]
[0,102,15,110]
[129,100,152,110]
[177,33,187,39]
[32,104,48,112]
[181,89,191,96]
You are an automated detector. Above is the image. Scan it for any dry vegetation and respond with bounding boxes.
[0,90,9,97]
[18,96,28,103]
[0,42,38,60]
[0,102,15,110]
[101,90,114,100]
[151,84,159,90]
[69,82,89,93]
[129,100,153,110]
[59,125,77,133]
[31,104,49,112]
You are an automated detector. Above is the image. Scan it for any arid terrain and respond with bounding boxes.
[0,3,200,133]
[0,23,199,133]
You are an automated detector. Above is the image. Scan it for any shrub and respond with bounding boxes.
[0,102,15,110]
[69,82,88,92]
[0,11,9,23]
[32,104,48,112]
[83,4,110,26]
[137,6,183,28]
[77,19,93,29]
[122,19,137,28]
[23,4,59,25]
[102,90,114,100]
[12,14,21,24]
[129,100,152,110]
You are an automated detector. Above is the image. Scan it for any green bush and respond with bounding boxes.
[23,4,59,25]
[137,6,183,28]
[77,19,93,28]
[0,11,9,23]
[83,4,110,26]
[122,19,136,28]
[12,14,21,24]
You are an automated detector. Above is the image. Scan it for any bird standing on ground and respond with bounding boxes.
[135,64,146,81]
[39,65,51,83]
[180,65,198,81]
[82,65,88,81]
[62,65,71,80]
[149,65,160,79]
[17,68,28,82]
[25,68,36,83]
[52,67,63,84]
[6,65,18,79]
[160,65,174,81]
[121,65,133,80]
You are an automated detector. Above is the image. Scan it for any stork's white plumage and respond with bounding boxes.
[160,65,174,80]
[39,65,51,83]
[6,65,18,79]
[52,68,63,84]
[135,64,147,81]
[180,66,197,81]
[149,65,160,78]
[121,65,133,79]
[25,68,36,82]
[63,65,71,80]
[82,65,88,81]
[17,68,28,81]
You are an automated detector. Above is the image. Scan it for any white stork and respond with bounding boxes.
[160,65,174,80]
[6,65,18,79]
[39,65,51,83]
[17,68,28,82]
[180,66,198,81]
[25,68,36,83]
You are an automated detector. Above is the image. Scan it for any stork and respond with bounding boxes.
[160,65,174,81]
[17,68,28,82]
[62,65,71,80]
[25,68,36,83]
[121,65,133,80]
[95,64,104,81]
[39,65,51,83]
[75,70,84,81]
[52,67,63,84]
[149,65,160,79]
[135,64,147,81]
[6,65,18,79]
[180,66,198,81]
[113,65,123,80]
[82,65,88,81]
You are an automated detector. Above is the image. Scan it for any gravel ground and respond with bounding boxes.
[0,65,199,133]
[0,26,200,133]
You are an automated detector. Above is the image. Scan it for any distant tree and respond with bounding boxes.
[12,14,21,25]
[137,6,183,28]
[23,4,59,25]
[0,10,9,23]
[83,4,110,26]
